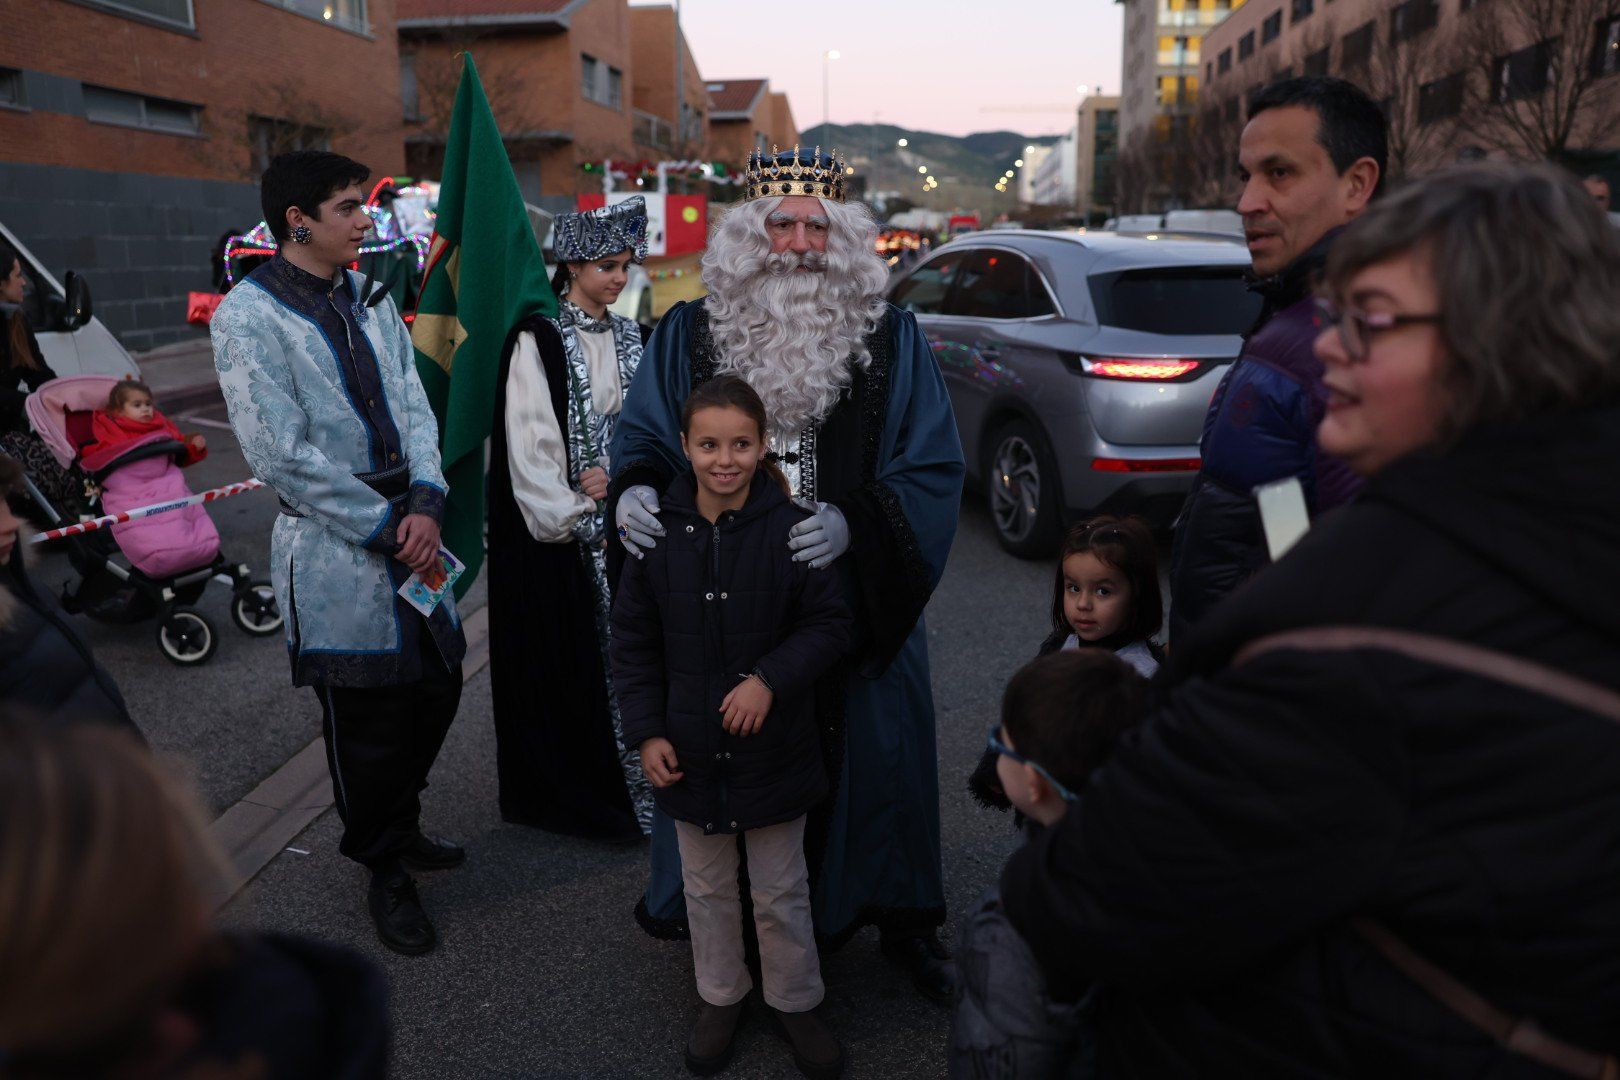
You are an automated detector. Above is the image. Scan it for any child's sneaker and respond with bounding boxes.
[685,999,745,1075]
[770,1006,844,1079]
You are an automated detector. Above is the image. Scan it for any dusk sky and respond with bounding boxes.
[634,0,1125,139]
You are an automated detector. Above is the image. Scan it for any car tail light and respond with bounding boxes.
[1091,457,1201,473]
[1080,356,1202,381]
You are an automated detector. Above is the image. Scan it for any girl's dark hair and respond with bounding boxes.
[680,375,788,495]
[107,378,152,412]
[1048,515,1163,649]
[549,262,572,300]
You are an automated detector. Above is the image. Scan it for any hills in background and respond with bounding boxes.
[786,122,1060,218]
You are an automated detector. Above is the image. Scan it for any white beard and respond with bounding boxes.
[708,268,869,443]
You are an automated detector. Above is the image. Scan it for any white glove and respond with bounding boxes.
[614,485,664,558]
[788,501,850,570]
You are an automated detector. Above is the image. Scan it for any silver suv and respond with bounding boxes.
[890,231,1262,557]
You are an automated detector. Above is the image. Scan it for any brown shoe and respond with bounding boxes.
[685,999,745,1075]
[771,1006,845,1079]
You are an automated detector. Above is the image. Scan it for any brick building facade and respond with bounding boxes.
[0,0,406,350]
[705,78,799,169]
[628,3,707,161]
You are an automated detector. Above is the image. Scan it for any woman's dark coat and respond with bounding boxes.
[0,546,136,731]
[610,469,852,834]
[0,310,52,434]
[1001,405,1620,1076]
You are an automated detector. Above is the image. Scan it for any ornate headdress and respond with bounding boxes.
[552,195,649,263]
[743,145,849,203]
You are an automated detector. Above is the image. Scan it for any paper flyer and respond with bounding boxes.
[398,547,465,616]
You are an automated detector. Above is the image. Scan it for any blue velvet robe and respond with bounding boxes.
[608,299,965,941]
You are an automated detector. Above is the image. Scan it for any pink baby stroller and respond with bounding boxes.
[22,375,282,665]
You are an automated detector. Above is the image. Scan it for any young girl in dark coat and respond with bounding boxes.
[610,376,852,1079]
[969,515,1163,812]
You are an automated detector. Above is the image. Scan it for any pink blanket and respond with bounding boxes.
[98,438,221,578]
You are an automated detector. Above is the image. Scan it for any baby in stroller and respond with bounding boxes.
[81,378,220,579]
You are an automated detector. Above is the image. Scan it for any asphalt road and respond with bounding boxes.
[38,403,1054,1078]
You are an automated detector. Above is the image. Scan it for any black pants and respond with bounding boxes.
[313,633,462,869]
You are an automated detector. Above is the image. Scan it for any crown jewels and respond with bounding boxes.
[743,144,849,203]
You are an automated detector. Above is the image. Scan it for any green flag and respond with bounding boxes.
[412,53,554,598]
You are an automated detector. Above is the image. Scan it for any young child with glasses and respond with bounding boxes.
[969,515,1163,812]
[950,650,1150,1078]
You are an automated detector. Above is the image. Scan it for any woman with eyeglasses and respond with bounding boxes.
[998,163,1620,1076]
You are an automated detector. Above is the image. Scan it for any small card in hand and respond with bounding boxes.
[398,548,465,616]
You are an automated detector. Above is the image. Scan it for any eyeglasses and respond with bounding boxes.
[986,724,1079,803]
[1313,298,1442,362]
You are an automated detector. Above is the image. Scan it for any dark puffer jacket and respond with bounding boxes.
[0,546,136,731]
[1001,405,1620,1076]
[610,470,852,834]
[1167,230,1363,644]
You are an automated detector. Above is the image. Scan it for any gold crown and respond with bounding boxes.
[743,145,849,203]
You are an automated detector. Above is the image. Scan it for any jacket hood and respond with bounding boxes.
[1363,404,1620,639]
[661,468,792,526]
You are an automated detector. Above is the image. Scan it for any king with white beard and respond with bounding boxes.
[608,147,966,1001]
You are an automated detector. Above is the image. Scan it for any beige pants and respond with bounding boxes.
[673,815,825,1012]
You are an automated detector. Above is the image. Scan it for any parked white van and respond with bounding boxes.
[0,222,140,378]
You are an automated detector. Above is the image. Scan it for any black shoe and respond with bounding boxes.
[399,831,465,872]
[880,931,957,1005]
[367,869,437,955]
[685,999,746,1075]
[770,1006,845,1079]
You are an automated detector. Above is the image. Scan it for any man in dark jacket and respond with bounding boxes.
[1168,77,1385,643]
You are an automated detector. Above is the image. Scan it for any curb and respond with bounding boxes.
[207,602,491,909]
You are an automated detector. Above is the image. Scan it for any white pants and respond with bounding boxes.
[673,815,825,1012]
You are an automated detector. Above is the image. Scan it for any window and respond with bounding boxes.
[1342,21,1375,68]
[1493,39,1554,101]
[890,252,965,315]
[1262,10,1283,42]
[0,68,22,109]
[1225,95,1241,121]
[1593,16,1620,77]
[1218,47,1233,73]
[1088,267,1264,335]
[581,54,599,100]
[83,85,200,134]
[1304,46,1330,75]
[400,53,420,121]
[249,116,332,174]
[261,0,366,32]
[950,251,1057,320]
[1276,64,1295,79]
[1292,0,1314,22]
[1239,31,1256,59]
[1390,0,1439,43]
[81,0,193,29]
[1418,72,1465,122]
[1207,60,1214,80]
[581,54,624,110]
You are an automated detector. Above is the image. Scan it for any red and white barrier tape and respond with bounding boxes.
[28,478,265,544]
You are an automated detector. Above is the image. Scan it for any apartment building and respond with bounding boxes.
[1199,0,1620,175]
[1078,95,1122,221]
[1119,0,1251,150]
[628,3,708,162]
[399,0,639,210]
[705,79,799,170]
[0,0,405,350]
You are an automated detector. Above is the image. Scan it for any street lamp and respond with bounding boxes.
[918,165,928,174]
[897,137,909,147]
[1015,158,1024,167]
[822,49,840,144]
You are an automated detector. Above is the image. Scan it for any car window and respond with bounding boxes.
[1088,267,1263,335]
[950,250,1056,320]
[890,252,964,315]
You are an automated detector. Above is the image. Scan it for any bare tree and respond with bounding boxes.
[216,81,361,181]
[1354,0,1466,178]
[1453,0,1620,159]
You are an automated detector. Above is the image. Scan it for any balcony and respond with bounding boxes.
[1158,49,1197,66]
[633,110,674,152]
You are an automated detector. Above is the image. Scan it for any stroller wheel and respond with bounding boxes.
[157,608,219,666]
[231,581,284,637]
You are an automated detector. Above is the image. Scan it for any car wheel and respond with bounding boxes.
[985,419,1063,558]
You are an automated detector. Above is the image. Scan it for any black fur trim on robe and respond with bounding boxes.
[487,314,641,841]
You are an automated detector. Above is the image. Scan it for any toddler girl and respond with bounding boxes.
[610,375,852,1079]
[970,514,1163,811]
[89,379,207,464]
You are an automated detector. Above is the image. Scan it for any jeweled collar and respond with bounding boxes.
[559,299,613,334]
[267,253,348,299]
